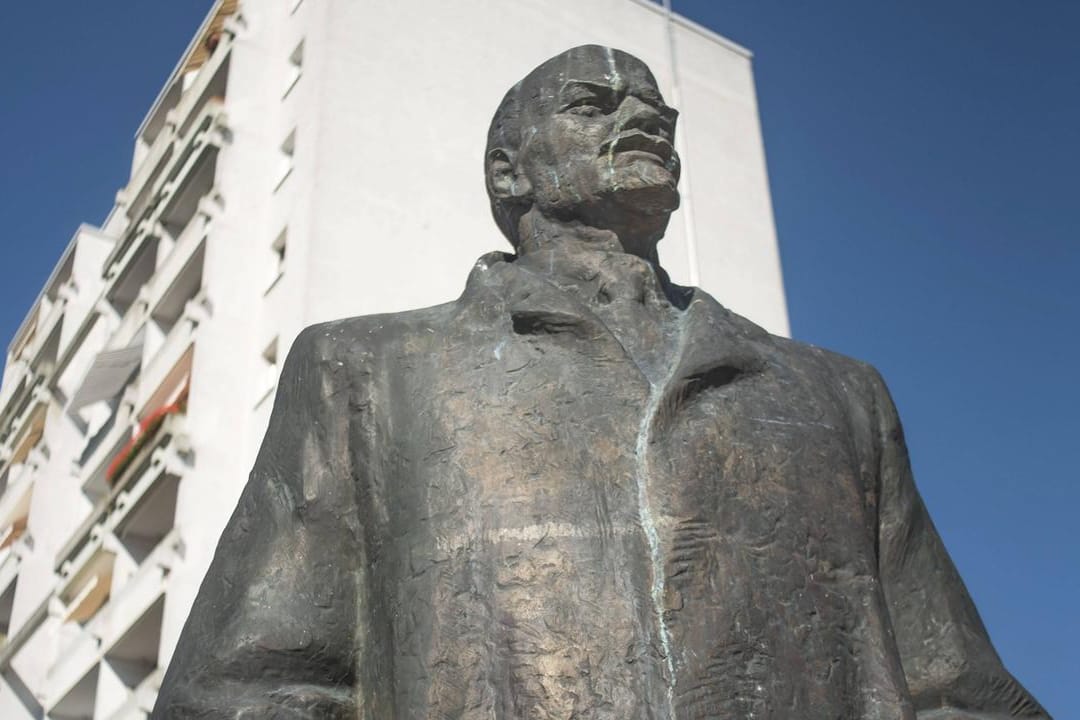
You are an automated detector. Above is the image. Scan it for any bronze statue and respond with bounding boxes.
[152,45,1048,719]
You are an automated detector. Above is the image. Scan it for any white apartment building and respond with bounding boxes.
[0,1,787,717]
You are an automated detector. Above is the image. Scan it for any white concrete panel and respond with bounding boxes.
[302,0,785,331]
[671,21,789,334]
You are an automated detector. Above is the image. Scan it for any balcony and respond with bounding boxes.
[0,537,29,643]
[148,196,212,302]
[4,289,69,394]
[59,547,116,626]
[76,393,135,505]
[47,594,168,719]
[6,400,47,467]
[123,140,174,237]
[47,469,181,710]
[0,539,22,646]
[0,379,49,472]
[130,0,236,175]
[0,372,42,448]
[2,248,78,400]
[108,301,150,361]
[138,334,196,428]
[104,97,226,295]
[98,601,166,720]
[59,411,189,576]
[105,228,158,323]
[0,361,29,426]
[0,541,21,602]
[174,38,230,140]
[28,288,68,370]
[0,466,35,553]
[158,122,223,230]
[101,666,162,720]
[46,663,100,720]
[123,25,230,226]
[95,539,174,654]
[47,522,178,712]
[5,303,39,372]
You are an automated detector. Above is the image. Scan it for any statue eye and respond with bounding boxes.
[564,98,606,117]
[569,105,601,117]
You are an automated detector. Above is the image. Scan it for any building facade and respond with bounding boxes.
[0,1,787,717]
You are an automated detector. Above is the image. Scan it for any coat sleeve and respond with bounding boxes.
[871,369,1049,719]
[151,326,363,719]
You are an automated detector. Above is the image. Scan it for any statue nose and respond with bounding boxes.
[616,96,670,139]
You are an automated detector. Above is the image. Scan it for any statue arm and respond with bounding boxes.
[871,370,1049,719]
[152,326,362,719]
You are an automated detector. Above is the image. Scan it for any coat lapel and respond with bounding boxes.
[653,289,771,431]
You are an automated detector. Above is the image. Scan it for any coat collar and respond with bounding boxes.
[460,250,771,402]
[650,288,772,430]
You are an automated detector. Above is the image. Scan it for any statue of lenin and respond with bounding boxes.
[152,45,1049,720]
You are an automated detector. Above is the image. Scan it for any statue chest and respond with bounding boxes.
[374,327,874,552]
[364,335,889,718]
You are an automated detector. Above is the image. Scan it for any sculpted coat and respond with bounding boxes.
[152,46,1048,719]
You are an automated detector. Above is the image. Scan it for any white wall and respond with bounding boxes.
[292,0,788,335]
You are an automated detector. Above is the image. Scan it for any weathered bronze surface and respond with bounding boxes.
[152,46,1048,719]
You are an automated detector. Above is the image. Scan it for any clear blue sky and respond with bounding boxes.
[1,2,1075,716]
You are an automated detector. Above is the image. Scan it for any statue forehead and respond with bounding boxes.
[517,45,660,106]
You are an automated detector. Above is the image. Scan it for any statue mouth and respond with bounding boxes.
[600,130,675,167]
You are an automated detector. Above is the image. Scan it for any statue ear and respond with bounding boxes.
[486,148,531,201]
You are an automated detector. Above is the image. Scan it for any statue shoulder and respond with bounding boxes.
[287,301,464,369]
[676,289,889,403]
[755,328,890,409]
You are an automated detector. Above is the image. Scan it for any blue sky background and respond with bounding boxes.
[0,2,1075,716]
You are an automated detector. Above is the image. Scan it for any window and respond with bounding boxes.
[284,40,304,98]
[267,227,287,292]
[258,337,279,407]
[274,129,296,191]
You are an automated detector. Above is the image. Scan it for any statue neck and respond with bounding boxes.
[512,207,685,383]
[514,207,661,266]
[512,206,692,313]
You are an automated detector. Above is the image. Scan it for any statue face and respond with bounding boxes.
[516,47,681,229]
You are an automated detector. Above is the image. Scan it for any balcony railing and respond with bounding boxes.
[0,536,26,602]
[76,388,136,497]
[0,465,35,553]
[122,30,231,225]
[0,372,43,448]
[0,361,30,425]
[137,313,200,421]
[58,411,189,576]
[46,529,178,711]
[0,380,49,470]
[104,97,226,287]
[47,451,183,705]
[145,199,213,313]
[107,288,152,355]
[29,288,68,368]
[0,279,76,412]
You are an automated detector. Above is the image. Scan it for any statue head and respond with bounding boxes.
[485,45,681,259]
